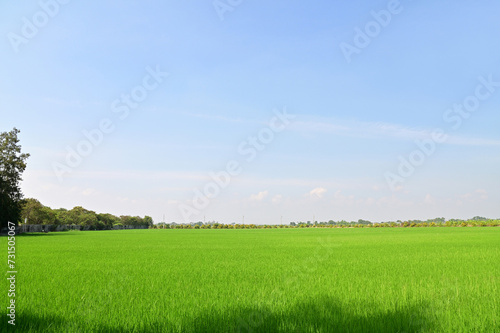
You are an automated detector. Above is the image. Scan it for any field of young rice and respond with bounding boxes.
[2,228,499,332]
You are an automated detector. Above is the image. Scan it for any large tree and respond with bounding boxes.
[0,128,30,229]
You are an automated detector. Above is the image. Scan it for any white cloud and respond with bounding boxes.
[272,194,283,204]
[476,189,489,200]
[308,187,327,199]
[250,191,269,201]
[459,189,488,202]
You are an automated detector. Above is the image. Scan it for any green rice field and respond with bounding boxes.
[2,228,499,332]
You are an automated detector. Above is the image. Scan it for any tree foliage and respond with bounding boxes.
[0,128,30,228]
[20,199,153,229]
[20,198,55,224]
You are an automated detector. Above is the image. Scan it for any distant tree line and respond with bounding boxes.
[151,217,499,229]
[20,198,153,230]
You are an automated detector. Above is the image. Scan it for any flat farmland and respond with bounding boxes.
[2,228,499,332]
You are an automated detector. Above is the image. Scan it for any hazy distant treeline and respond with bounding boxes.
[153,217,499,229]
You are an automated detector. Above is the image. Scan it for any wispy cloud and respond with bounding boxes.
[290,116,500,146]
[459,189,488,202]
[23,169,210,185]
[172,111,500,147]
[183,112,252,124]
[181,112,500,146]
[250,190,269,201]
[308,187,327,199]
[272,194,283,204]
[446,136,500,146]
[44,98,84,108]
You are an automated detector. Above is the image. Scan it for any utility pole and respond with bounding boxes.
[242,216,245,225]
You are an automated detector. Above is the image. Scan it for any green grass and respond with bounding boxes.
[2,228,499,332]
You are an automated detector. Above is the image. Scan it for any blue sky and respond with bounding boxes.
[1,0,499,224]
